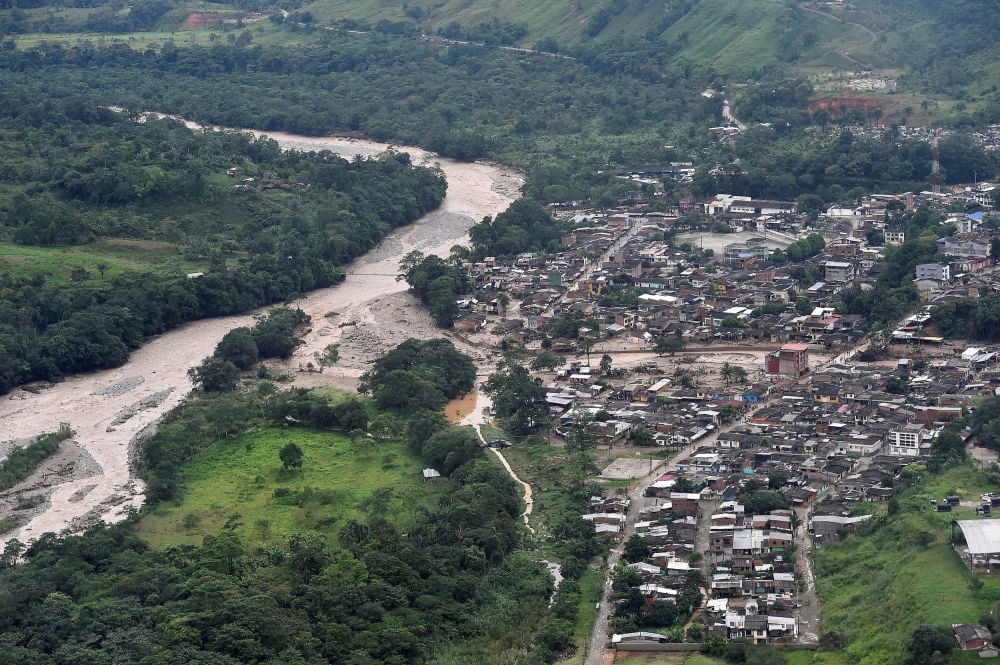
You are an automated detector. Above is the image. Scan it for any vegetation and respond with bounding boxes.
[137,423,435,548]
[359,338,476,413]
[0,338,566,663]
[838,207,948,325]
[0,454,549,664]
[0,424,73,491]
[469,198,563,259]
[399,251,467,327]
[483,362,551,437]
[0,87,446,395]
[816,464,1000,665]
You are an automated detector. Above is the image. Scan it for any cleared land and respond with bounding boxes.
[136,425,444,549]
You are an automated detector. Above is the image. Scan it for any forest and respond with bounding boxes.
[0,87,446,394]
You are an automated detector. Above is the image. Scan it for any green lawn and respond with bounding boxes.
[137,426,444,549]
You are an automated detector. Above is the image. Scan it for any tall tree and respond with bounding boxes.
[483,363,550,437]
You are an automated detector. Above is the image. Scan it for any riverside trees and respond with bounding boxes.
[0,90,446,395]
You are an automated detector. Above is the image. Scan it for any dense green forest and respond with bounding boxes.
[0,87,445,394]
[12,0,985,97]
[0,443,551,665]
[0,29,719,202]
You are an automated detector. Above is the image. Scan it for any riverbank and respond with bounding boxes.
[0,126,522,548]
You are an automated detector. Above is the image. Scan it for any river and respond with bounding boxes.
[0,127,522,548]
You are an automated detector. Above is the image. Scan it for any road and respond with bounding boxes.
[797,2,878,47]
[796,2,879,69]
[584,459,673,665]
[583,409,760,665]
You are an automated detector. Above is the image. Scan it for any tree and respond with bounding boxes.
[599,354,613,376]
[188,356,241,392]
[530,351,565,372]
[497,293,510,315]
[655,336,686,356]
[929,428,966,471]
[623,534,650,563]
[642,600,678,628]
[483,363,550,437]
[629,426,655,447]
[905,625,955,665]
[95,262,109,280]
[720,362,736,386]
[214,327,259,370]
[576,335,597,366]
[314,343,340,373]
[252,307,309,359]
[279,443,304,470]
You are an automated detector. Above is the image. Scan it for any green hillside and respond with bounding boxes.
[4,0,1000,107]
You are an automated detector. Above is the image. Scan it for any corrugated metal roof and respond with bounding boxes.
[955,519,1000,554]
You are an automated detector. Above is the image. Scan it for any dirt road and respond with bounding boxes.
[0,127,521,548]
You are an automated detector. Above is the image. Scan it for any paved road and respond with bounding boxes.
[584,460,671,665]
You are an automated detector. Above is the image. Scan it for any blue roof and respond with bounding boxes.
[968,212,985,221]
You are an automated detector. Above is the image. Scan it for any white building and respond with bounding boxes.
[915,263,950,281]
[886,423,927,456]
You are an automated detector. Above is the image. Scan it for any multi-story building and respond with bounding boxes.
[886,423,927,456]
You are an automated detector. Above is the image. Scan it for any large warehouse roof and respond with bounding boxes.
[954,520,1000,554]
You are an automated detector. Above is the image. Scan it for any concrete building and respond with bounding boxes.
[886,423,927,456]
[915,263,950,281]
[723,237,771,265]
[766,343,809,377]
[824,261,855,282]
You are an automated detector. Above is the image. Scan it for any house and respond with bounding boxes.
[938,237,990,258]
[915,263,950,281]
[812,514,873,543]
[954,624,994,651]
[824,261,855,283]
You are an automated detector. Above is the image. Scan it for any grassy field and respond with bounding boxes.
[0,239,185,284]
[816,463,1000,665]
[554,566,605,665]
[137,425,445,549]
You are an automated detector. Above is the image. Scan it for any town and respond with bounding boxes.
[447,180,1000,657]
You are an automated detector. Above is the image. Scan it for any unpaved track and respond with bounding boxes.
[0,127,521,548]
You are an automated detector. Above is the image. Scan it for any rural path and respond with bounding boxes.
[796,2,879,68]
[797,2,878,45]
[465,401,537,535]
[488,446,536,535]
[0,123,522,549]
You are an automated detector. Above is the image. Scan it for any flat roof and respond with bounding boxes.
[781,343,810,351]
[954,519,1000,554]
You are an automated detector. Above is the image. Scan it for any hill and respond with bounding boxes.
[4,0,1000,96]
